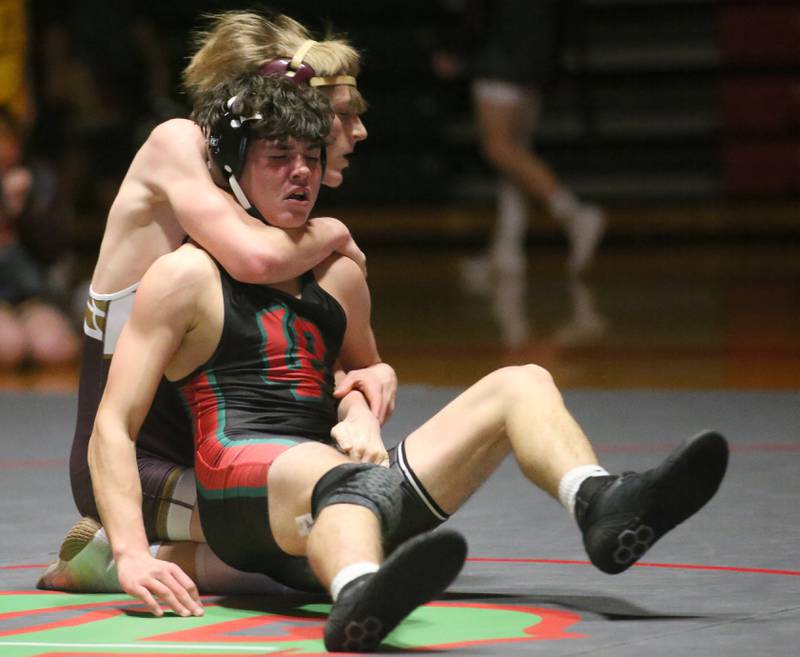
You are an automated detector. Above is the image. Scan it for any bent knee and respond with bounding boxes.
[0,315,27,367]
[495,364,557,396]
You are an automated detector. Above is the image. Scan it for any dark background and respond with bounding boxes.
[22,0,800,259]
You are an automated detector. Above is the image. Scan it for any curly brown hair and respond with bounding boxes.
[192,74,333,148]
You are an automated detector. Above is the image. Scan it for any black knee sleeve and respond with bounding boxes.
[311,463,403,539]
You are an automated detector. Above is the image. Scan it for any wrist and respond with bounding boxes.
[112,539,153,563]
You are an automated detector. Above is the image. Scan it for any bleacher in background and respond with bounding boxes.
[304,0,799,243]
[34,0,797,252]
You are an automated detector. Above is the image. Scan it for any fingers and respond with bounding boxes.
[384,396,396,423]
[126,572,203,618]
[331,424,352,454]
[169,569,204,617]
[333,372,356,398]
[131,584,164,617]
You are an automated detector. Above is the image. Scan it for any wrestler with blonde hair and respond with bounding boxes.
[186,11,367,189]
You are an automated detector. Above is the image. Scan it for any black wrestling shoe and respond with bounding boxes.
[324,529,467,652]
[576,430,729,574]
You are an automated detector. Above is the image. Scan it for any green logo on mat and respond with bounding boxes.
[0,592,583,655]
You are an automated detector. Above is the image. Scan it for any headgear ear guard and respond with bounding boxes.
[207,95,264,216]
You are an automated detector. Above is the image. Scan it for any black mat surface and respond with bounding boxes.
[1,388,797,656]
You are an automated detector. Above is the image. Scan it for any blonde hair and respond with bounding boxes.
[183,11,365,111]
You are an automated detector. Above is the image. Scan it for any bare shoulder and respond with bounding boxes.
[147,118,205,149]
[140,244,219,300]
[314,254,369,307]
[138,119,206,171]
[315,253,365,286]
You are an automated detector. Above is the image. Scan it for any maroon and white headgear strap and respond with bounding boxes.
[259,39,358,89]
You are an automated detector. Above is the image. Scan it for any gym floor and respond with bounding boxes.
[1,240,798,656]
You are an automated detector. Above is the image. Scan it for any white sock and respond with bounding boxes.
[193,543,297,595]
[491,179,527,259]
[330,561,379,602]
[548,188,581,223]
[558,465,610,520]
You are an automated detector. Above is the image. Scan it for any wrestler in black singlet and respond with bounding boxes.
[175,264,344,589]
[71,261,444,569]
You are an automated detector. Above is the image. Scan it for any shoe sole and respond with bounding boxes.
[37,517,102,590]
[324,529,467,652]
[590,430,728,574]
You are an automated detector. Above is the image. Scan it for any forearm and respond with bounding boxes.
[336,385,372,422]
[88,418,149,561]
[237,217,351,284]
[183,201,359,285]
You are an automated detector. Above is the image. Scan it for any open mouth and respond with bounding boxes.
[286,190,309,201]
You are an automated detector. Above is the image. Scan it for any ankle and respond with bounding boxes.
[574,474,617,529]
[330,562,379,601]
[557,465,610,520]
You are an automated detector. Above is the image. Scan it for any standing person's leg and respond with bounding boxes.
[473,81,606,275]
[397,364,728,573]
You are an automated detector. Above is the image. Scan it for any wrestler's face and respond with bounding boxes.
[322,85,367,188]
[240,137,323,228]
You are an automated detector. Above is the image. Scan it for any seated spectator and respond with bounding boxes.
[0,107,79,368]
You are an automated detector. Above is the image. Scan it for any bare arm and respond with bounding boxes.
[319,256,397,461]
[146,120,366,283]
[88,249,210,617]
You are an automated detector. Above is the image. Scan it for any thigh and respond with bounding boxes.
[196,439,343,592]
[473,82,539,147]
[197,485,321,592]
[401,369,515,515]
[0,304,26,364]
[266,441,354,555]
[137,454,195,542]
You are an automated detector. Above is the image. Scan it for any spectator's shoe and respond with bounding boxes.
[566,205,606,275]
[37,517,120,592]
[576,431,728,574]
[324,529,467,652]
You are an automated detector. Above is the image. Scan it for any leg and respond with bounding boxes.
[268,442,466,652]
[401,364,728,573]
[473,80,606,274]
[40,462,288,594]
[473,82,560,203]
[403,364,596,512]
[19,301,80,366]
[0,304,26,367]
